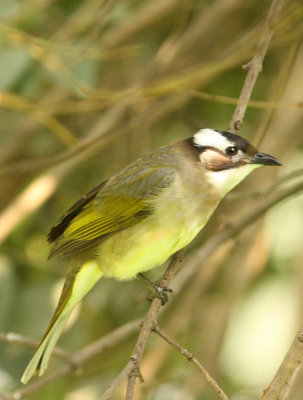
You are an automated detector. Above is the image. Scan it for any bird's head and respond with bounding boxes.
[188,128,282,196]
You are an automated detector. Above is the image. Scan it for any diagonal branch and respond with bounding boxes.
[0,332,72,363]
[100,249,185,400]
[173,179,303,298]
[0,319,140,400]
[228,0,286,132]
[153,323,229,400]
[262,325,303,400]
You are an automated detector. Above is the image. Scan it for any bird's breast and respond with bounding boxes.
[96,174,220,281]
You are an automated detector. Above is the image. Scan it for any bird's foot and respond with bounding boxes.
[137,273,173,305]
[149,284,173,305]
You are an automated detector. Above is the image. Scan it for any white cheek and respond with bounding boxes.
[206,164,261,197]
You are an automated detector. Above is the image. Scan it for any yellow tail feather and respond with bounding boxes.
[21,261,103,384]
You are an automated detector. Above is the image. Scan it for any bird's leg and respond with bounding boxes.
[137,273,173,305]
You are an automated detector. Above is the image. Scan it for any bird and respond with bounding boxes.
[21,128,281,384]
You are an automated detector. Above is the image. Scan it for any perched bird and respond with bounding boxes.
[21,128,281,383]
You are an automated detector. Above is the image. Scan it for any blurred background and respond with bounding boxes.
[0,0,303,399]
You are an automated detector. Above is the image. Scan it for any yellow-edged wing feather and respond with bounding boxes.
[48,161,175,258]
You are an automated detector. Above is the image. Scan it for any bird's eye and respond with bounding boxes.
[225,146,238,156]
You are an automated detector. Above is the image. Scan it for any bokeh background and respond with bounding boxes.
[0,0,303,399]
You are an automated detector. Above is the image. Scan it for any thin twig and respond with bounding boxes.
[228,0,286,132]
[189,89,303,111]
[227,166,303,200]
[153,323,229,400]
[126,375,136,400]
[263,167,303,193]
[125,366,138,400]
[124,249,184,399]
[0,103,128,245]
[0,319,140,400]
[173,179,303,298]
[0,9,288,179]
[0,332,71,363]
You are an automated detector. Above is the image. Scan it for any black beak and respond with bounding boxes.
[250,152,282,166]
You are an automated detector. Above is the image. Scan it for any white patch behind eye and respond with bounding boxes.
[193,129,232,151]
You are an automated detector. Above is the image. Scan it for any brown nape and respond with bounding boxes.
[182,137,204,161]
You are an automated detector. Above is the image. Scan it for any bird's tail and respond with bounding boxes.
[21,260,103,384]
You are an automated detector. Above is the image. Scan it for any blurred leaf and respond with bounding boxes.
[0,0,19,18]
[0,48,31,89]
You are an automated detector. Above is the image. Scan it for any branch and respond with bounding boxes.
[0,103,127,245]
[190,89,303,111]
[173,179,303,298]
[262,325,303,400]
[228,0,286,132]
[100,249,185,400]
[0,332,71,363]
[0,319,140,400]
[153,323,229,400]
[0,92,78,147]
[227,166,303,200]
[1,4,290,179]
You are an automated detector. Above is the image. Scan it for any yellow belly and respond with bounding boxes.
[96,213,206,280]
[96,171,220,281]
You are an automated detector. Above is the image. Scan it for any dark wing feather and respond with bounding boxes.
[48,164,175,259]
[47,180,107,244]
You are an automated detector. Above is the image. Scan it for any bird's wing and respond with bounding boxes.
[48,166,175,258]
[48,180,107,244]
